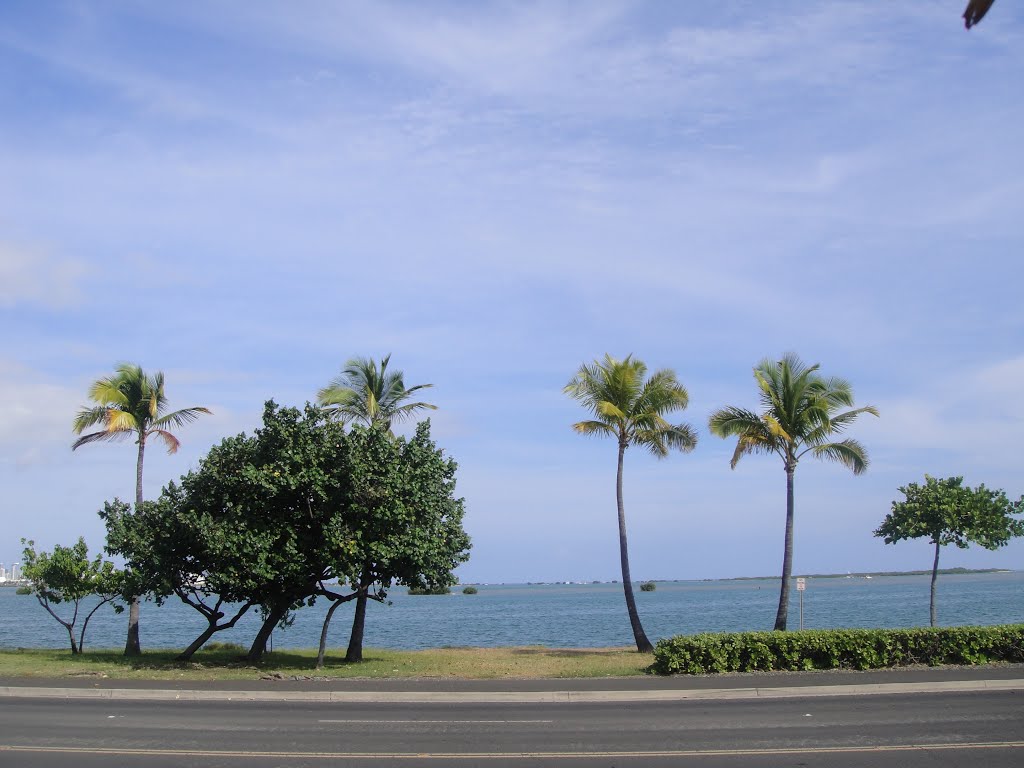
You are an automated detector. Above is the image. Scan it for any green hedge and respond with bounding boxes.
[651,625,1024,675]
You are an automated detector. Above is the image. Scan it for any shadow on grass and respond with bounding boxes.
[5,647,379,673]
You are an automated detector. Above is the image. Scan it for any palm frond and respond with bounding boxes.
[72,430,131,450]
[72,406,111,434]
[105,410,140,433]
[659,423,698,454]
[571,420,617,438]
[150,429,182,455]
[154,407,213,430]
[708,406,764,438]
[828,405,879,430]
[805,438,870,474]
[319,355,434,429]
[86,378,130,409]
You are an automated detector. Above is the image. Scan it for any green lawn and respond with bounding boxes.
[0,645,653,680]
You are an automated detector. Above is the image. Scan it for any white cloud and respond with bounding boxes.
[0,243,85,309]
[0,361,82,466]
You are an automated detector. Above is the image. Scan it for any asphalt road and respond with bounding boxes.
[1,689,1022,767]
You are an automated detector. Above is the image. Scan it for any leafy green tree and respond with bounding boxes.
[101,495,259,661]
[160,402,357,663]
[333,422,470,664]
[20,538,122,654]
[708,353,877,631]
[317,354,436,431]
[564,354,697,653]
[317,354,439,661]
[875,476,1024,626]
[72,362,211,656]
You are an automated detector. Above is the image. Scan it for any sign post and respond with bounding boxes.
[795,578,806,630]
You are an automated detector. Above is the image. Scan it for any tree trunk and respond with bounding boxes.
[66,623,79,655]
[79,596,114,654]
[124,437,145,657]
[247,604,287,663]
[616,441,653,653]
[178,624,221,662]
[930,539,941,627]
[175,602,252,662]
[774,464,796,631]
[316,598,345,669]
[346,571,371,662]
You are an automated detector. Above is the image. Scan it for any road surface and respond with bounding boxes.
[1,688,1022,766]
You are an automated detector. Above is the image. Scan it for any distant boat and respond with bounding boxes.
[864,575,873,580]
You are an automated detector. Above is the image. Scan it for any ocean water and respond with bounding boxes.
[1,572,1021,652]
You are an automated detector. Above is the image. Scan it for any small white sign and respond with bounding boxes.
[796,577,806,591]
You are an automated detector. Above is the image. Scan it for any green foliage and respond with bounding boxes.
[707,353,877,631]
[15,586,32,595]
[72,362,211,464]
[317,354,436,430]
[876,476,1024,550]
[408,585,452,595]
[652,625,1024,675]
[639,582,656,592]
[343,422,470,597]
[462,586,478,594]
[875,476,1024,626]
[104,401,357,661]
[19,538,122,654]
[708,354,878,474]
[564,354,697,457]
[103,402,470,663]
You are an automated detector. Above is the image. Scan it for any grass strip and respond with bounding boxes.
[0,645,651,680]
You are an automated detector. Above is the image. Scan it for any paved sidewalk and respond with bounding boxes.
[2,665,1021,703]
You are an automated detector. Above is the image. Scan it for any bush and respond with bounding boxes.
[407,585,451,595]
[639,582,656,592]
[15,586,32,595]
[462,586,478,594]
[651,624,1024,675]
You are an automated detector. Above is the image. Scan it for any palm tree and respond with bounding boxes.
[708,354,878,631]
[317,354,436,431]
[72,363,211,656]
[317,354,436,662]
[564,354,697,653]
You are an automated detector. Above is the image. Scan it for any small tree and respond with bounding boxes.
[875,475,1024,626]
[101,495,259,661]
[334,422,470,664]
[20,538,122,654]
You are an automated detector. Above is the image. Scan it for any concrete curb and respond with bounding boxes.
[2,678,1021,703]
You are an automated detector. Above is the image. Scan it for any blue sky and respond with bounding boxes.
[2,1,1022,583]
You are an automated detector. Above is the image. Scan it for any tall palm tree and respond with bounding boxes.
[564,354,697,653]
[72,363,211,656]
[317,354,436,662]
[317,354,436,431]
[708,354,878,631]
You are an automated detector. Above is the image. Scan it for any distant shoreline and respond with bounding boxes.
[471,568,1016,587]
[719,568,1013,582]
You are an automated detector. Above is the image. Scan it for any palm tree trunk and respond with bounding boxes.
[930,539,941,627]
[774,465,796,631]
[124,437,145,657]
[617,442,653,653]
